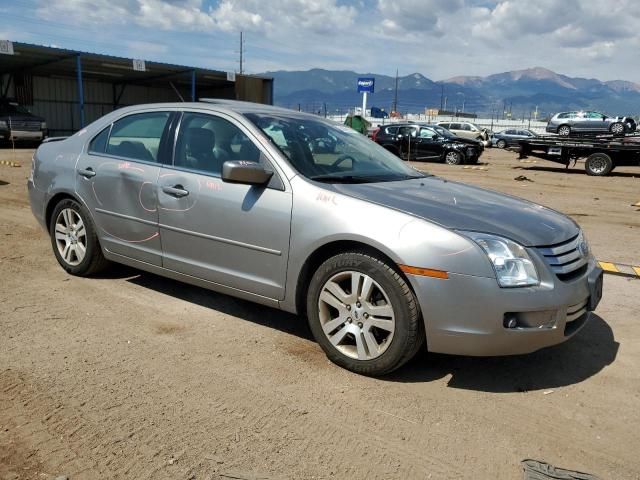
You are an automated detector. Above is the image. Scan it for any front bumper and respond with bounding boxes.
[407,257,602,356]
[9,130,44,141]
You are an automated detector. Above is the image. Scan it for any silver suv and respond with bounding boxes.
[546,111,636,136]
[436,121,489,143]
[28,100,603,376]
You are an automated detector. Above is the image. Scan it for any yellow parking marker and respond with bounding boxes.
[462,166,488,171]
[598,261,640,279]
[0,160,21,167]
[519,159,537,163]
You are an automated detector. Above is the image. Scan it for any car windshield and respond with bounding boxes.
[245,113,426,183]
[433,125,455,138]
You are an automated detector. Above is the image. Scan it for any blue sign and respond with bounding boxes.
[357,77,375,93]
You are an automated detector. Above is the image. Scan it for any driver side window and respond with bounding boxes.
[174,113,261,176]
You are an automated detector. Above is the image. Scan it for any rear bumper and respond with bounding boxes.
[27,178,48,230]
[407,258,602,356]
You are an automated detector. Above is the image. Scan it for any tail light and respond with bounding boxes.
[371,128,380,142]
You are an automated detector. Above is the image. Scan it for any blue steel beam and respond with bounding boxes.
[191,69,196,101]
[76,54,85,128]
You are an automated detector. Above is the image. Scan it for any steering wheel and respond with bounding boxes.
[330,154,357,169]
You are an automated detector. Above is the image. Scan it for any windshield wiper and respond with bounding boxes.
[309,174,376,183]
[310,173,427,183]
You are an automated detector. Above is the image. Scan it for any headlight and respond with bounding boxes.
[0,120,7,129]
[460,231,539,287]
[577,230,590,259]
[41,122,47,129]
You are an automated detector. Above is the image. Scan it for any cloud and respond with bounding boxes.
[377,0,463,36]
[36,0,356,35]
[20,0,640,82]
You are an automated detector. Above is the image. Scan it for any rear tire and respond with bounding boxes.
[306,252,424,376]
[496,139,507,149]
[558,125,571,136]
[49,198,108,276]
[585,153,613,176]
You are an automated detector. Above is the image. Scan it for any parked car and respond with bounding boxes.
[436,121,490,144]
[0,99,47,144]
[546,111,636,136]
[28,100,603,376]
[374,123,483,164]
[492,129,537,148]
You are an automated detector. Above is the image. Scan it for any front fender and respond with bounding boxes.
[280,176,495,313]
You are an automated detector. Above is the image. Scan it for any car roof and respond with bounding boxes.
[112,99,317,119]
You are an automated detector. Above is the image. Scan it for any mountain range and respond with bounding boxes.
[264,67,640,118]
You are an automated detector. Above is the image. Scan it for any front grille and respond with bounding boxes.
[537,234,588,281]
[9,119,42,132]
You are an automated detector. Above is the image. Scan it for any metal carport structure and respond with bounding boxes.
[0,41,274,136]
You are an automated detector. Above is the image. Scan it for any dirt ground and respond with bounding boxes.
[1,147,639,480]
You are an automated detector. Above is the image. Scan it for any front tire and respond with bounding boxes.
[609,122,624,135]
[444,150,463,165]
[49,198,108,276]
[496,139,507,149]
[306,252,424,376]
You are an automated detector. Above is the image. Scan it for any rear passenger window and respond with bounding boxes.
[89,126,109,154]
[106,112,170,163]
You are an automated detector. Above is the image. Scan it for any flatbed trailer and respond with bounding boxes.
[518,133,640,176]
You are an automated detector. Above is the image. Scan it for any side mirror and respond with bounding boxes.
[221,161,273,185]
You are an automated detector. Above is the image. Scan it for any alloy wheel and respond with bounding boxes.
[317,270,396,361]
[54,208,87,266]
[445,151,460,165]
[611,123,624,134]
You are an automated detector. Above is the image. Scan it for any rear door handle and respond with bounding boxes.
[78,167,96,178]
[162,185,189,198]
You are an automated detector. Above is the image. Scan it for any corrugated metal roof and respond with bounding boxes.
[1,41,272,88]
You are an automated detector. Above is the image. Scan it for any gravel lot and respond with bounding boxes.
[1,147,639,480]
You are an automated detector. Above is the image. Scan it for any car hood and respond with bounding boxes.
[332,177,579,246]
[0,113,45,121]
[446,136,481,146]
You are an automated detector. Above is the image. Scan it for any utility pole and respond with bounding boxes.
[440,84,444,111]
[392,69,398,113]
[239,31,244,75]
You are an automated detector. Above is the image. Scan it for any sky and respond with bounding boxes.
[2,0,640,82]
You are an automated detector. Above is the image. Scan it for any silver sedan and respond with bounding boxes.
[28,100,603,376]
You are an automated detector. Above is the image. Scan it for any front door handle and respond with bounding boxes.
[162,185,189,198]
[78,167,96,178]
